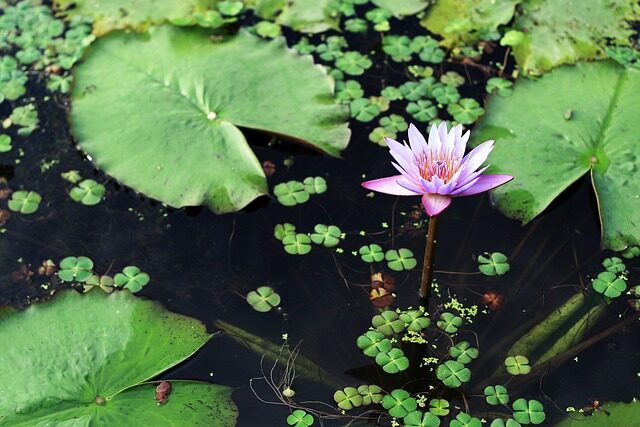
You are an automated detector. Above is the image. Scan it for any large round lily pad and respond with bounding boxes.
[472,61,640,250]
[70,26,350,213]
[0,290,237,426]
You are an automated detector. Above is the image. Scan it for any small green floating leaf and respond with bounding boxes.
[274,181,310,206]
[287,409,314,427]
[246,286,281,312]
[407,100,438,122]
[83,274,115,294]
[385,248,417,271]
[379,114,408,132]
[592,271,627,298]
[254,21,282,38]
[9,104,39,136]
[344,18,368,33]
[441,71,465,87]
[490,419,522,427]
[217,1,244,16]
[436,312,462,334]
[274,223,296,240]
[310,224,342,247]
[399,309,430,332]
[303,176,327,194]
[350,98,381,122]
[333,386,363,410]
[336,80,364,102]
[359,244,385,263]
[113,265,150,292]
[486,77,514,97]
[602,256,625,273]
[369,126,396,146]
[382,35,413,62]
[504,355,531,375]
[478,252,510,276]
[8,190,41,214]
[372,310,406,336]
[484,385,510,405]
[512,399,545,425]
[357,384,383,405]
[58,256,94,283]
[382,389,417,418]
[335,51,372,76]
[436,360,471,388]
[403,410,441,427]
[69,179,106,206]
[356,330,392,357]
[447,98,485,125]
[429,399,450,416]
[622,246,640,259]
[375,348,409,374]
[500,30,525,47]
[371,0,429,17]
[449,341,479,364]
[282,233,312,255]
[431,85,460,105]
[450,412,482,427]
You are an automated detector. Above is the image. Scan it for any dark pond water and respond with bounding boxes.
[1,7,639,427]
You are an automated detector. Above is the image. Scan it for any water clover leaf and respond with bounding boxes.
[512,399,546,424]
[504,355,531,375]
[381,86,403,101]
[0,134,11,153]
[486,77,513,96]
[447,98,485,124]
[622,246,640,259]
[70,27,349,214]
[8,190,41,214]
[478,252,510,276]
[58,256,94,282]
[287,409,314,427]
[379,114,408,132]
[382,35,413,62]
[418,44,446,64]
[274,181,310,206]
[254,21,281,38]
[357,384,383,405]
[407,100,438,122]
[371,0,429,17]
[350,98,381,122]
[113,266,150,292]
[303,176,327,194]
[344,18,368,33]
[282,233,312,255]
[333,387,363,410]
[310,224,342,247]
[336,80,364,102]
[602,256,625,273]
[375,348,409,373]
[385,248,417,271]
[246,286,281,312]
[335,51,372,76]
[484,385,509,405]
[365,7,392,24]
[592,271,627,298]
[399,309,430,332]
[490,419,521,427]
[9,104,38,135]
[382,389,417,418]
[400,81,428,101]
[441,71,465,87]
[293,37,315,55]
[83,274,114,294]
[429,399,450,416]
[403,410,441,427]
[436,312,462,334]
[500,30,525,47]
[356,330,392,357]
[274,223,296,240]
[449,341,479,364]
[431,85,460,105]
[451,412,482,427]
[436,360,471,388]
[472,61,640,250]
[369,127,397,146]
[217,1,243,16]
[358,244,385,263]
[69,179,105,206]
[372,310,406,336]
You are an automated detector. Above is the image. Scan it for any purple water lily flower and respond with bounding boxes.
[362,122,513,217]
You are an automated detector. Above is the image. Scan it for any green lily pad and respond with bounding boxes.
[429,399,450,416]
[357,384,383,405]
[451,412,482,427]
[69,179,106,206]
[504,355,531,375]
[436,312,463,334]
[375,348,409,374]
[403,410,441,427]
[484,385,510,405]
[217,1,244,16]
[274,181,310,206]
[356,330,392,357]
[333,386,363,410]
[70,26,349,214]
[287,409,314,427]
[114,266,150,292]
[512,0,639,75]
[310,224,342,247]
[473,61,640,250]
[449,341,479,364]
[436,360,471,388]
[372,310,406,336]
[512,399,546,424]
[0,134,11,152]
[385,248,417,271]
[478,252,510,276]
[622,246,640,259]
[358,244,385,263]
[58,256,94,283]
[382,389,417,418]
[0,290,237,425]
[555,401,640,426]
[282,233,312,255]
[8,190,41,214]
[303,176,327,194]
[592,271,627,298]
[246,286,281,312]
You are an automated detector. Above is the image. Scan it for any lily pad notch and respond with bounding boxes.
[70,25,350,214]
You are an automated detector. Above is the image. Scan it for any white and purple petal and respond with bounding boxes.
[362,175,421,196]
[422,193,452,217]
[452,174,513,197]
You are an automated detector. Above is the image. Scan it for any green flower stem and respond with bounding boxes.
[419,216,438,307]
